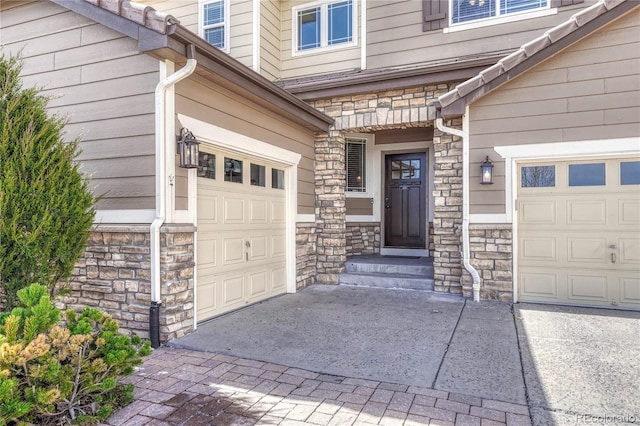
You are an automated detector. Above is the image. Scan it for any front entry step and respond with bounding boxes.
[339,255,434,291]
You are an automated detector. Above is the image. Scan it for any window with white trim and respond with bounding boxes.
[294,0,355,53]
[452,0,548,24]
[201,0,227,50]
[346,138,366,192]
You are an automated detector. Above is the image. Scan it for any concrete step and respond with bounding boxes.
[345,256,433,277]
[339,272,435,291]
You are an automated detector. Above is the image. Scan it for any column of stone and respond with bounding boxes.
[159,225,195,341]
[432,122,464,294]
[315,130,347,284]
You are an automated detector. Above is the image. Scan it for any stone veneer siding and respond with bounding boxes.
[315,131,347,284]
[346,223,380,256]
[308,85,448,132]
[431,121,464,294]
[462,224,514,301]
[66,224,195,342]
[158,226,195,341]
[296,223,317,289]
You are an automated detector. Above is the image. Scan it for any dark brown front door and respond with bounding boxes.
[384,153,426,248]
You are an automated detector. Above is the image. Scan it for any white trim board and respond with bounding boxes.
[95,209,156,224]
[178,114,302,166]
[494,138,640,159]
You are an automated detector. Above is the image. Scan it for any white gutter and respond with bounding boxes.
[150,45,198,305]
[435,112,481,302]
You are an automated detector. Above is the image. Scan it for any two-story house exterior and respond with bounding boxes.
[2,0,638,342]
[145,0,638,307]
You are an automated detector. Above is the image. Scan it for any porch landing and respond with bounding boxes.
[339,255,434,291]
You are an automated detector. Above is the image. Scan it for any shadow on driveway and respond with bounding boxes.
[515,303,640,425]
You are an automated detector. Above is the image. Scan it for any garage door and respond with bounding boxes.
[196,148,288,321]
[518,157,640,310]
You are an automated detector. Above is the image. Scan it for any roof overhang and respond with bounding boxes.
[278,54,509,101]
[438,0,639,120]
[50,0,333,133]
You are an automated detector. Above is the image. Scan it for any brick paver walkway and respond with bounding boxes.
[105,347,531,426]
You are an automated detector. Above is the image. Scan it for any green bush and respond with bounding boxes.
[0,284,151,425]
[0,54,97,309]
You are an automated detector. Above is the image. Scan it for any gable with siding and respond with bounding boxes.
[465,5,640,214]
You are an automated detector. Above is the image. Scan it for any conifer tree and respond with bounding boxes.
[0,55,96,310]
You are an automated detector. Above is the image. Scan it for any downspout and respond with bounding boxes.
[435,112,481,302]
[150,45,198,348]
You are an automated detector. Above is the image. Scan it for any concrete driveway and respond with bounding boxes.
[171,285,640,425]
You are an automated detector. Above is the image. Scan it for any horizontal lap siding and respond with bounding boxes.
[0,2,159,210]
[230,0,254,68]
[261,0,281,80]
[279,0,361,79]
[366,0,588,71]
[468,9,640,215]
[175,75,317,214]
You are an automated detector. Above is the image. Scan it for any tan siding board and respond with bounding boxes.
[80,55,159,83]
[64,114,156,142]
[76,136,155,161]
[19,53,55,75]
[20,66,82,90]
[3,29,83,58]
[176,76,316,212]
[346,198,373,216]
[562,123,640,141]
[471,99,568,122]
[1,9,91,42]
[54,36,140,69]
[51,94,155,124]
[80,22,132,45]
[44,73,157,107]
[1,2,158,211]
[0,0,62,25]
[80,157,154,179]
[569,91,639,113]
[468,9,640,215]
[472,110,605,135]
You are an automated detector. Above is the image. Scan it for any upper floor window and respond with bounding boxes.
[201,0,228,50]
[452,0,548,24]
[293,0,355,53]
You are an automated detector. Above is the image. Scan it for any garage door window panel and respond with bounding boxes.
[521,165,555,188]
[198,152,216,179]
[224,157,243,183]
[620,161,640,185]
[251,164,266,187]
[272,168,285,189]
[568,163,605,187]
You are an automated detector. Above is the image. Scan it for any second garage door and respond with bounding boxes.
[196,148,288,321]
[517,156,640,310]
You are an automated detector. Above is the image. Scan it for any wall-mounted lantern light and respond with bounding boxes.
[177,128,199,169]
[480,156,494,185]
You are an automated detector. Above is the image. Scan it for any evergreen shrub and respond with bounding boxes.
[0,55,97,309]
[0,284,151,425]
